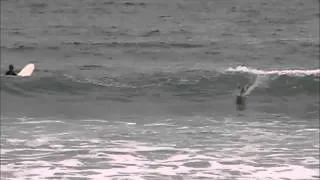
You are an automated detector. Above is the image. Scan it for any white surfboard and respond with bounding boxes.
[17,63,35,77]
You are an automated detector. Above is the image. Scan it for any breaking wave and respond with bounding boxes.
[1,66,319,98]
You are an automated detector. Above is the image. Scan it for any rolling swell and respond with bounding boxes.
[1,75,103,97]
[1,68,319,99]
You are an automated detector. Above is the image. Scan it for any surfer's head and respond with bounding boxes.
[9,64,14,70]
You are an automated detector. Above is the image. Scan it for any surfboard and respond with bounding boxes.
[17,63,35,77]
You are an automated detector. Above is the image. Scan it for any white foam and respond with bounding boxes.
[244,75,269,95]
[143,123,175,127]
[253,165,318,180]
[25,137,53,147]
[301,156,320,165]
[6,138,26,144]
[227,66,320,76]
[176,126,189,130]
[16,120,65,124]
[49,144,65,148]
[227,66,320,95]
[82,119,108,123]
[3,148,318,180]
[2,116,319,180]
[55,159,84,167]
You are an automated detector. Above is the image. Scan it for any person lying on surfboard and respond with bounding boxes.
[5,64,17,76]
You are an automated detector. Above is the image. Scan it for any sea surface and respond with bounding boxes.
[1,0,319,179]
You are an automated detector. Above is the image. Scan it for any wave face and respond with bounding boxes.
[1,66,319,98]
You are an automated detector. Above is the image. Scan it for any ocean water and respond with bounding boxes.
[1,0,319,179]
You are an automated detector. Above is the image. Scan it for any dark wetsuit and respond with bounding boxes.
[236,87,246,110]
[5,70,17,76]
[236,95,244,105]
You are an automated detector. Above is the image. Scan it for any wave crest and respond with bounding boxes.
[227,66,320,77]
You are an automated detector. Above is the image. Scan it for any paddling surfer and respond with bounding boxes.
[5,64,17,76]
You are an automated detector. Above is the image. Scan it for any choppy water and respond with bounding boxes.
[1,0,319,179]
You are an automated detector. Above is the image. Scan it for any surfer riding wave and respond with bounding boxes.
[235,84,248,111]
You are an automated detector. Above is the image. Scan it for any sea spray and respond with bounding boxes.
[244,75,269,96]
